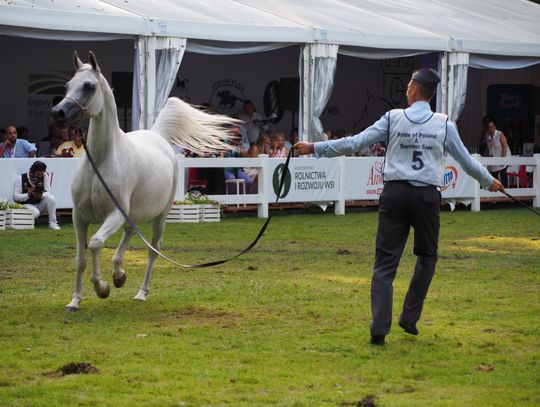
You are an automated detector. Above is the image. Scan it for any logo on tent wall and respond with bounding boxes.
[210,79,245,115]
[28,71,72,95]
[170,77,191,102]
[441,166,458,192]
[272,163,292,198]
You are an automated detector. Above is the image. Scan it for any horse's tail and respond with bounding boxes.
[151,97,240,155]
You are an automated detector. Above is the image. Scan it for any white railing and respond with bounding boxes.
[0,154,538,218]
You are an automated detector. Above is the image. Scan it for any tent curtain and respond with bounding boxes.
[154,37,186,115]
[469,54,540,70]
[309,44,338,142]
[448,52,469,122]
[338,46,428,59]
[131,39,142,130]
[186,40,294,55]
[133,36,186,130]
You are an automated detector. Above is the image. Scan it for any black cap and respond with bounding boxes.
[412,68,440,92]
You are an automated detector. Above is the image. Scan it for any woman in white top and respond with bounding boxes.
[486,120,510,187]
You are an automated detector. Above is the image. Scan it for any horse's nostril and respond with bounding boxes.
[51,108,65,119]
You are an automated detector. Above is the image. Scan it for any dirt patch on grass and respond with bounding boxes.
[148,305,242,328]
[341,395,377,406]
[44,362,99,377]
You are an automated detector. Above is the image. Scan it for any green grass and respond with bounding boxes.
[0,208,538,406]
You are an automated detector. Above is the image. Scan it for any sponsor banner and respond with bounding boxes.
[0,158,77,208]
[344,157,476,199]
[345,157,385,199]
[439,158,476,198]
[268,157,340,202]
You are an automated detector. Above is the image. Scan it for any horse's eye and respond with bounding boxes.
[84,82,96,91]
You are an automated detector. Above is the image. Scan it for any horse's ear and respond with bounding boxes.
[88,51,101,72]
[73,51,83,70]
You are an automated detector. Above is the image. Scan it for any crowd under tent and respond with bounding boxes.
[1,0,540,149]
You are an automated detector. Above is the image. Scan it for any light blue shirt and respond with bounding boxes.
[0,139,37,158]
[314,101,494,189]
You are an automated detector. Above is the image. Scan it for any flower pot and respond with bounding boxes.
[0,210,6,230]
[202,204,220,222]
[166,204,201,223]
[5,208,34,230]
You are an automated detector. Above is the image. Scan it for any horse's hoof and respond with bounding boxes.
[95,281,110,299]
[65,305,80,313]
[133,290,147,302]
[113,271,127,288]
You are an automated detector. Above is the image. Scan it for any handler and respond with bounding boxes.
[294,68,504,345]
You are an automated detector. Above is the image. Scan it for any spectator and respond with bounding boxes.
[486,120,510,187]
[13,160,60,230]
[478,115,493,156]
[269,132,289,158]
[238,100,267,147]
[224,134,255,193]
[55,126,85,157]
[0,124,37,158]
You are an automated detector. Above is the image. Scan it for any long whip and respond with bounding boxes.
[500,189,540,217]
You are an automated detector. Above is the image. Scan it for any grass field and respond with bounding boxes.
[0,207,538,406]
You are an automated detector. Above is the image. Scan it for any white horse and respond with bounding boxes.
[51,51,237,312]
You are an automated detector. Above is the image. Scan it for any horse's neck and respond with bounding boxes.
[87,76,123,161]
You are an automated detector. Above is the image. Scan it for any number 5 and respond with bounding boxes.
[412,150,424,170]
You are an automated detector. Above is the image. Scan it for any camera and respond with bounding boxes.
[31,176,44,193]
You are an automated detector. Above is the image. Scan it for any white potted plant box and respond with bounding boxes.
[0,210,6,230]
[5,208,34,230]
[201,204,220,222]
[166,204,201,223]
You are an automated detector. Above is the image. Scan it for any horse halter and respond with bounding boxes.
[64,95,89,113]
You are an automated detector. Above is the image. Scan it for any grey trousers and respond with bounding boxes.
[370,182,440,336]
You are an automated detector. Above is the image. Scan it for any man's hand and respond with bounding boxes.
[293,141,313,156]
[488,178,504,192]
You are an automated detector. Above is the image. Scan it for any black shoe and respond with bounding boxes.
[399,321,419,336]
[370,335,385,345]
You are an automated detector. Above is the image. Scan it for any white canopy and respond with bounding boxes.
[2,0,539,56]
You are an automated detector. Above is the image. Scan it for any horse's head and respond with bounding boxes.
[50,51,104,126]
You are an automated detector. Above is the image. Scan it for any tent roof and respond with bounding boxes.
[1,0,539,56]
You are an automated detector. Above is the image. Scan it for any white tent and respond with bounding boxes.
[1,0,540,140]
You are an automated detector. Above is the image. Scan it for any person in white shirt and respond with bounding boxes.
[13,161,60,230]
[295,68,504,345]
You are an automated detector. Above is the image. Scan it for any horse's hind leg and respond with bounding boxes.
[88,210,126,299]
[112,226,134,288]
[66,211,89,312]
[134,214,167,302]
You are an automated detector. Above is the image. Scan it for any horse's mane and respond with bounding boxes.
[151,98,239,155]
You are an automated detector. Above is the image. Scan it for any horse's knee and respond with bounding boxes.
[88,236,103,251]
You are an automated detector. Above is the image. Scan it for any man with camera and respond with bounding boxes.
[13,161,61,230]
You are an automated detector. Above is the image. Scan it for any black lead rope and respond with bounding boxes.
[500,189,540,217]
[82,137,293,268]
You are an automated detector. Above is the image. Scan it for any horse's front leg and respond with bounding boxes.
[88,210,126,299]
[134,213,166,302]
[112,226,134,288]
[66,211,89,312]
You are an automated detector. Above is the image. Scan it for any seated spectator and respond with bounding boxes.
[248,132,271,157]
[269,132,289,158]
[224,133,255,193]
[13,160,60,230]
[55,126,85,157]
[50,127,69,156]
[0,124,37,158]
